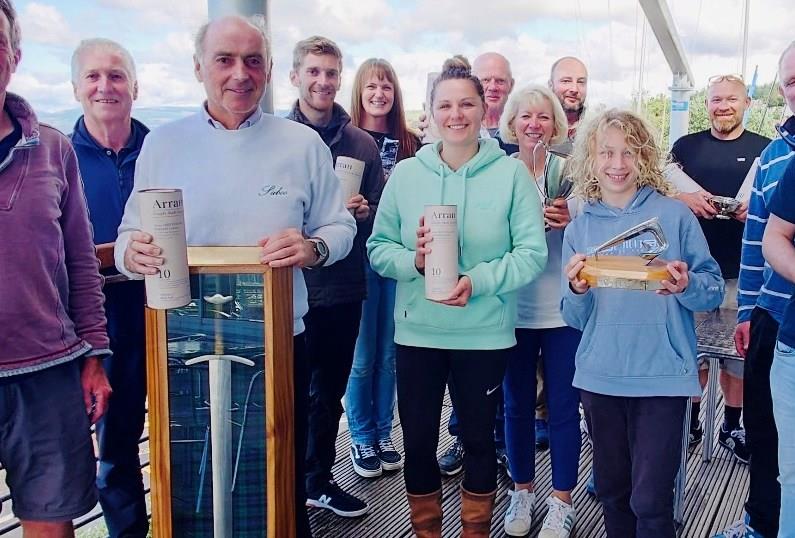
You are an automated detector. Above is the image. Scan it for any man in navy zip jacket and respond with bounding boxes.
[70,38,149,538]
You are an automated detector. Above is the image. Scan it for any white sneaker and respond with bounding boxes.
[538,495,576,538]
[503,488,535,536]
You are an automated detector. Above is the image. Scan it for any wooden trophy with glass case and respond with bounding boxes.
[145,246,295,538]
[578,217,671,291]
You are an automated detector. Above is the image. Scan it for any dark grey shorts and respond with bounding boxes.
[0,360,97,522]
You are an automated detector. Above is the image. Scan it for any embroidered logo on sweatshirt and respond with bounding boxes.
[259,184,287,197]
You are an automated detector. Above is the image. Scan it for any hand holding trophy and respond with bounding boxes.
[531,141,574,231]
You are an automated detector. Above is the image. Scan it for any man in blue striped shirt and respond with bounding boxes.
[715,40,795,538]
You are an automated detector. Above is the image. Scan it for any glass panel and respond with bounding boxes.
[166,273,267,537]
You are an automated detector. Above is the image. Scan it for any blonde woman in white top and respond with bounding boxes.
[499,85,582,538]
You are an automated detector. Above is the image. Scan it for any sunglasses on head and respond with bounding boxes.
[708,74,745,86]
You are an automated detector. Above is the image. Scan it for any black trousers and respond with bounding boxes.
[581,391,686,538]
[744,307,781,536]
[96,281,148,538]
[304,302,363,495]
[396,344,508,495]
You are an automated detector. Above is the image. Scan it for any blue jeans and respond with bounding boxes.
[503,326,581,490]
[771,339,795,538]
[345,264,397,445]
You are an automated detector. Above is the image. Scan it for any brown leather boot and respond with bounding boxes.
[407,490,442,538]
[460,487,496,537]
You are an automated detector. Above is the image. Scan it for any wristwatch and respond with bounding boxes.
[307,237,329,267]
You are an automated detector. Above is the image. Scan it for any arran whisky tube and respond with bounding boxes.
[424,205,459,301]
[138,188,190,309]
[334,156,365,203]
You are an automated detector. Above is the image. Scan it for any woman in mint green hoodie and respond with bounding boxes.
[366,56,547,537]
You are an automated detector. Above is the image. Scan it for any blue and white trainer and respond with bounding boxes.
[350,443,382,478]
[503,488,535,536]
[711,515,764,538]
[539,495,576,538]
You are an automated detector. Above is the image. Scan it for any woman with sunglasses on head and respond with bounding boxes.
[345,58,420,479]
[498,85,583,538]
[367,55,547,537]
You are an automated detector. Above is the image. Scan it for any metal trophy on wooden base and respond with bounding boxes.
[578,217,671,291]
[531,142,574,231]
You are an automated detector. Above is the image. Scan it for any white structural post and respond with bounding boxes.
[669,72,694,150]
[638,0,695,148]
[207,0,273,113]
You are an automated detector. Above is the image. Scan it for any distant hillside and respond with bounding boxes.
[39,106,291,133]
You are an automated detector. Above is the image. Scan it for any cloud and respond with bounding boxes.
[12,0,795,118]
[19,2,77,47]
[97,0,206,28]
[8,72,74,111]
[135,62,204,107]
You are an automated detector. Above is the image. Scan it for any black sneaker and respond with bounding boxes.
[688,422,703,447]
[438,437,464,476]
[496,447,512,480]
[535,419,550,450]
[377,438,403,471]
[350,443,382,478]
[306,480,369,517]
[719,425,750,464]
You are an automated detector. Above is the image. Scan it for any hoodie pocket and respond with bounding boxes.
[577,291,686,378]
[578,320,686,378]
[395,282,506,332]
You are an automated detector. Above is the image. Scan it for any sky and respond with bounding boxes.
[8,0,794,115]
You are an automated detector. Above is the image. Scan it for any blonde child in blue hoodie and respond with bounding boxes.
[562,109,723,538]
[367,56,547,537]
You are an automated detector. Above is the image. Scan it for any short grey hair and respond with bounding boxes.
[71,38,136,85]
[194,14,271,65]
[500,84,568,146]
[0,0,20,54]
[779,41,795,80]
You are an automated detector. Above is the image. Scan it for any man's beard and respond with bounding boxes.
[562,100,584,117]
[712,115,742,135]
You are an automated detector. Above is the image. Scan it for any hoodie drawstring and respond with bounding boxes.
[458,167,468,257]
[436,162,468,258]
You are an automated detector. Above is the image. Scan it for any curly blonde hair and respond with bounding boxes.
[569,108,674,202]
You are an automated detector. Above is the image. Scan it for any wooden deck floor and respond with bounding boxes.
[309,393,748,538]
[0,389,748,538]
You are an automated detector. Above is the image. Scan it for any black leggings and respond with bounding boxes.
[396,344,508,495]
